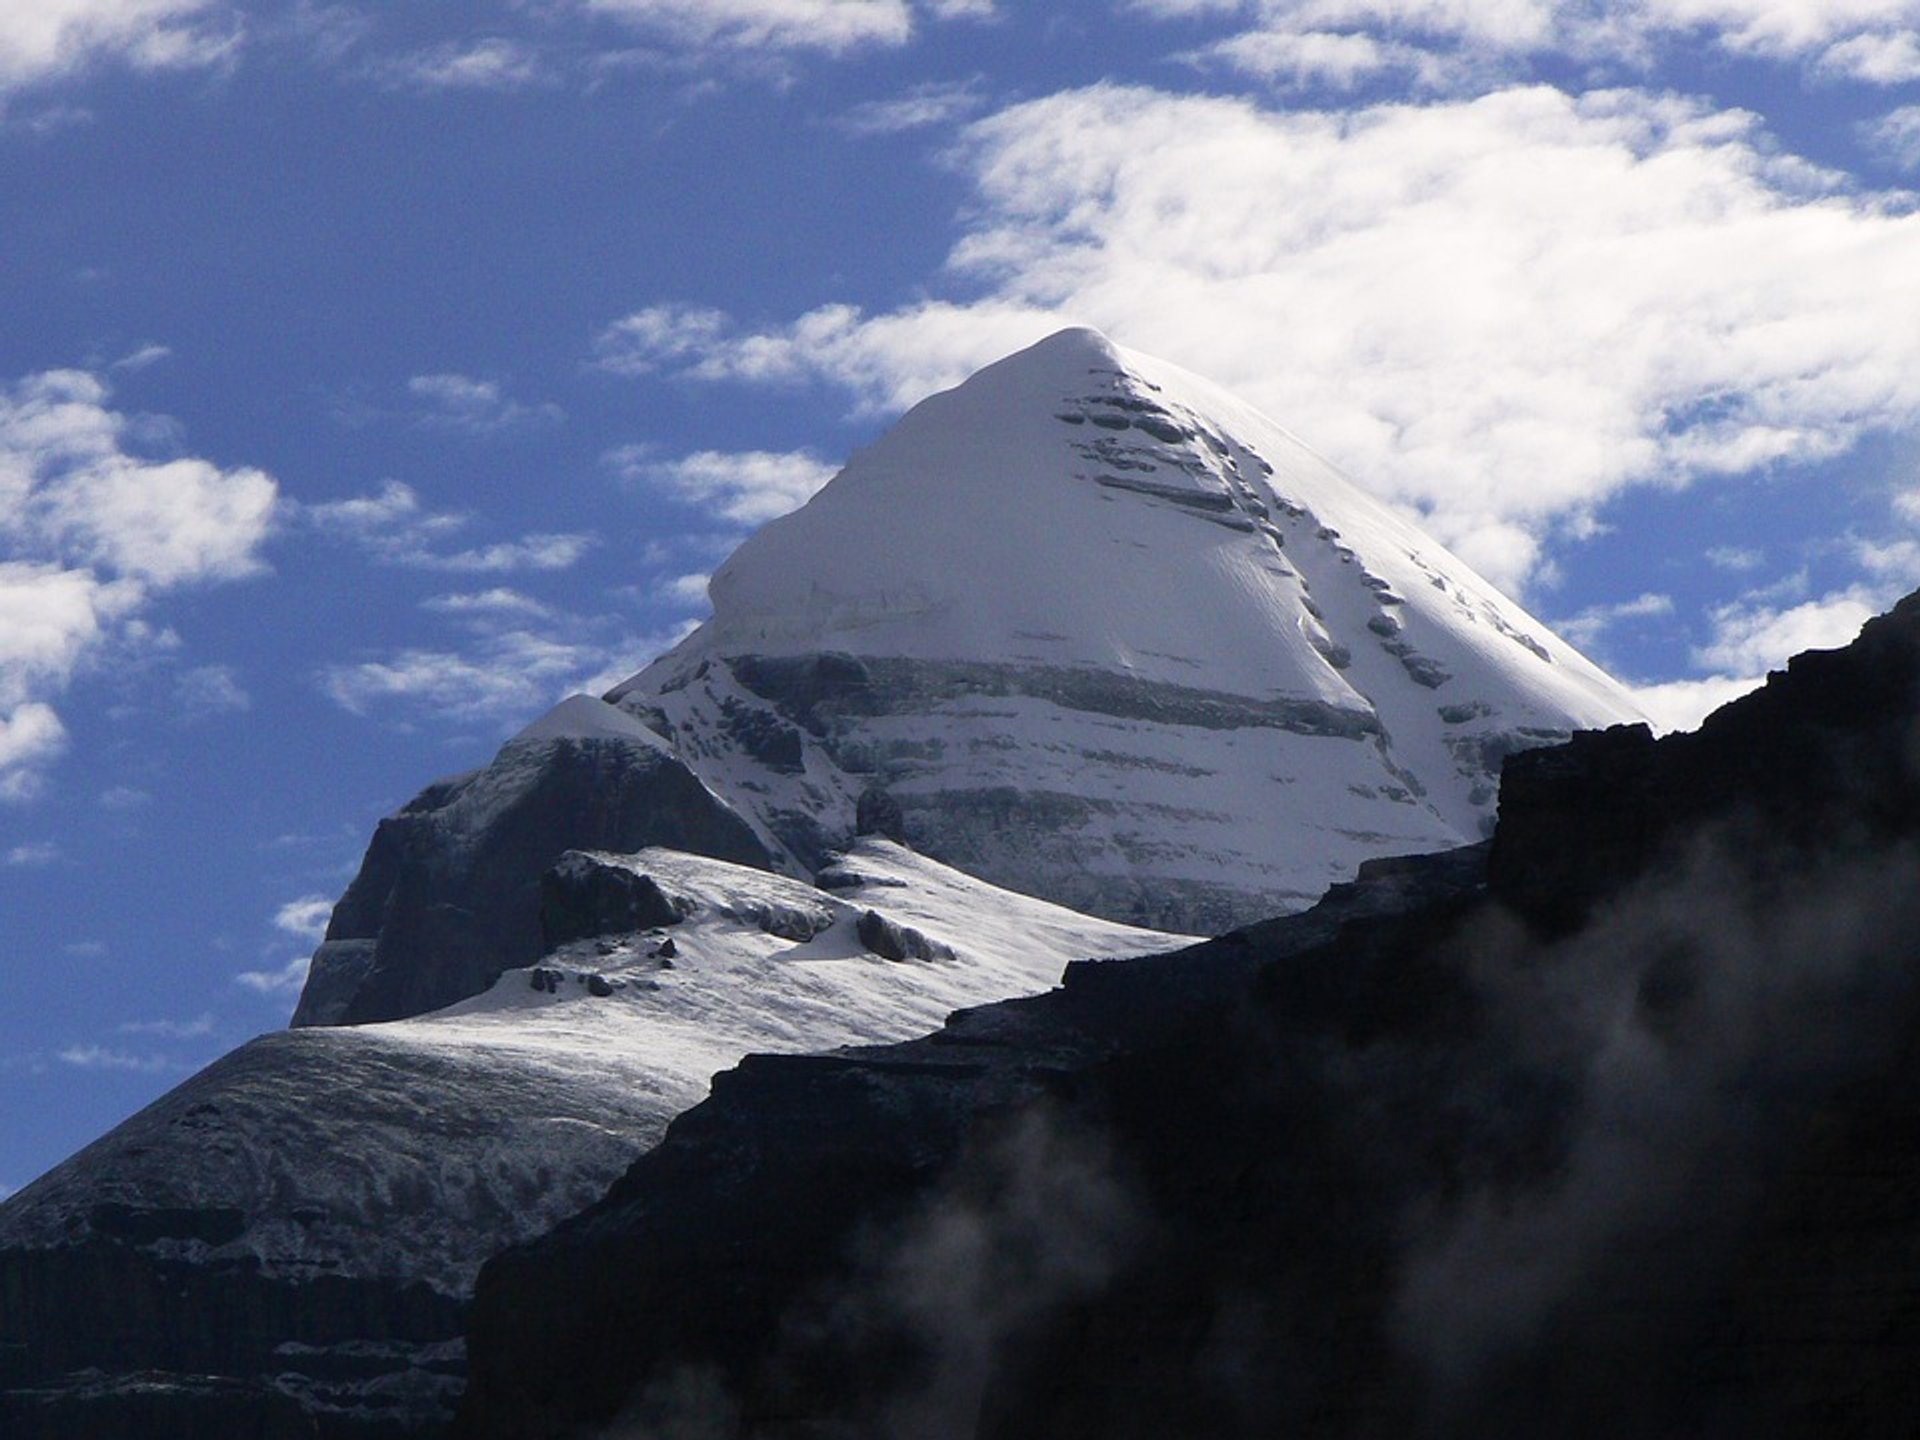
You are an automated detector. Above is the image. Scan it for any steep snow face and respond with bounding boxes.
[610,328,1645,931]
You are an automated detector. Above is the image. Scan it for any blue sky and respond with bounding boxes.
[3,0,1919,1194]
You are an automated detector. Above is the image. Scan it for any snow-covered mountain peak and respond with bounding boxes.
[604,330,1645,931]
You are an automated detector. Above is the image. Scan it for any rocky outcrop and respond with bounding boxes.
[456,592,1920,1440]
[294,701,769,1027]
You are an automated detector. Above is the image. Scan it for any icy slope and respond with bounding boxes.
[610,327,1645,931]
[0,840,1185,1433]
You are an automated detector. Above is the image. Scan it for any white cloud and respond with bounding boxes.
[110,342,171,372]
[118,1013,214,1038]
[370,37,547,91]
[421,588,557,619]
[317,624,675,725]
[296,480,591,573]
[272,894,333,941]
[0,0,234,94]
[837,77,988,134]
[594,304,735,376]
[56,1042,175,1073]
[1819,27,1920,81]
[1693,589,1880,673]
[173,662,250,718]
[663,572,712,605]
[407,372,563,433]
[1705,544,1765,571]
[617,85,1920,595]
[235,955,310,996]
[0,369,274,797]
[580,0,914,54]
[1141,0,1920,86]
[99,784,151,809]
[1863,105,1920,170]
[5,841,60,865]
[1627,673,1766,733]
[1555,591,1674,650]
[608,446,838,524]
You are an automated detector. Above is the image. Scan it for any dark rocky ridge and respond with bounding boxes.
[458,592,1920,1439]
[295,730,768,1027]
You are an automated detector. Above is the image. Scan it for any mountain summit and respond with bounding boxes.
[607,327,1644,932]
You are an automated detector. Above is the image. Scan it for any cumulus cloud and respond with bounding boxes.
[1138,0,1920,88]
[609,84,1920,595]
[1555,592,1674,651]
[317,581,695,729]
[296,479,592,573]
[55,1043,175,1073]
[579,0,914,54]
[272,894,333,942]
[1863,104,1920,170]
[236,955,310,997]
[173,662,250,719]
[1692,588,1879,674]
[607,446,839,525]
[0,0,234,94]
[837,77,988,134]
[369,37,548,91]
[407,372,563,433]
[0,368,276,798]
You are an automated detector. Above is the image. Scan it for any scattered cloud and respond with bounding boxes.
[579,0,915,55]
[319,630,630,723]
[612,84,1920,595]
[1627,674,1767,733]
[837,77,988,135]
[63,939,106,958]
[1135,0,1920,89]
[55,1043,175,1073]
[0,0,235,95]
[236,955,310,996]
[272,894,333,942]
[1692,588,1879,674]
[0,367,275,797]
[173,663,250,719]
[98,784,151,810]
[4,841,59,866]
[117,1013,214,1039]
[406,373,563,433]
[594,303,734,376]
[1818,27,1920,83]
[607,446,838,524]
[295,480,592,573]
[109,342,171,372]
[1556,592,1674,651]
[1862,104,1920,170]
[1705,545,1764,572]
[369,37,548,91]
[421,588,558,620]
[662,572,711,606]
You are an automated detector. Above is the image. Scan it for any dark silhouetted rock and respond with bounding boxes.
[457,593,1920,1440]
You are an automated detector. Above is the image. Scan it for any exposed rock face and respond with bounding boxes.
[294,701,770,1027]
[457,592,1920,1440]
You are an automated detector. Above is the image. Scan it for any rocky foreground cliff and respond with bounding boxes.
[459,591,1920,1439]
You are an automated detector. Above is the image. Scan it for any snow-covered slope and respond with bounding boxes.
[0,839,1187,1431]
[610,327,1645,931]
